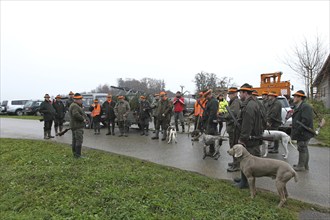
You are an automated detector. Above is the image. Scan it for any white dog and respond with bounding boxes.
[261,130,297,159]
[166,125,177,144]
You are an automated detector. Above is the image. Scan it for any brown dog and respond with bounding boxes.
[227,144,298,207]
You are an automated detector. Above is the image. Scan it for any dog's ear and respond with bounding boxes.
[234,145,243,158]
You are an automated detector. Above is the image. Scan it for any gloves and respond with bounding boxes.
[162,113,165,117]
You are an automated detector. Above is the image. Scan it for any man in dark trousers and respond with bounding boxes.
[203,89,219,155]
[291,90,314,171]
[89,99,102,135]
[39,94,56,139]
[225,87,241,172]
[52,95,66,136]
[152,91,172,141]
[138,95,152,136]
[102,94,116,136]
[114,96,130,137]
[267,91,283,154]
[173,91,185,132]
[69,93,88,158]
[234,83,263,189]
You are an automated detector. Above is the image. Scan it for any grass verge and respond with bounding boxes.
[0,138,329,219]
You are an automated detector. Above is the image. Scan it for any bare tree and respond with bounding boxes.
[284,34,328,99]
[194,71,218,92]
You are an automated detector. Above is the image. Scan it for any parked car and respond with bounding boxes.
[257,96,292,134]
[23,100,43,115]
[1,100,29,116]
[0,105,6,114]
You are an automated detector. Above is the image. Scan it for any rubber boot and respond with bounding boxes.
[234,172,249,189]
[305,148,309,170]
[106,127,111,135]
[209,144,215,155]
[94,128,97,135]
[48,130,54,138]
[112,126,115,135]
[294,152,306,171]
[44,131,50,139]
[152,130,159,140]
[161,130,167,141]
[175,122,179,132]
[75,145,82,158]
[55,126,59,136]
[181,123,185,133]
[145,126,149,136]
[269,140,279,153]
[59,126,63,133]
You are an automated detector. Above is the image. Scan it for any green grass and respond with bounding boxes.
[1,139,328,219]
[0,115,41,120]
[309,100,330,146]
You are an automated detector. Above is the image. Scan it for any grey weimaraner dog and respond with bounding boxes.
[227,144,298,207]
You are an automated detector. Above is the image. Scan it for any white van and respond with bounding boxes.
[1,100,29,116]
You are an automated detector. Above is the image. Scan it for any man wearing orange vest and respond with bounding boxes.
[89,99,102,135]
[192,92,207,131]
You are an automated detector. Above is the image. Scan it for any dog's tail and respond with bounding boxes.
[293,171,298,182]
[288,137,297,150]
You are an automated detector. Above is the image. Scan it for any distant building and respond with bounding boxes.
[313,54,330,109]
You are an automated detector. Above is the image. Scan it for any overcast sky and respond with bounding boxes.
[1,1,329,101]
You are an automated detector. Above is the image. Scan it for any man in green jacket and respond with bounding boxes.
[291,90,314,171]
[152,91,172,141]
[225,87,241,172]
[69,93,88,158]
[234,83,263,189]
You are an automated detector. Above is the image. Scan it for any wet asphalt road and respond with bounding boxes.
[1,118,329,208]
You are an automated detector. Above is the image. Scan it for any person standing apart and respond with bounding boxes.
[267,91,283,154]
[138,96,152,136]
[291,90,314,171]
[69,93,88,158]
[52,95,66,136]
[90,99,102,135]
[102,94,116,136]
[39,94,56,139]
[173,91,185,133]
[192,92,207,131]
[152,92,172,141]
[114,96,130,137]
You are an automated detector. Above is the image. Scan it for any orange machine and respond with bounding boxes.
[253,72,292,99]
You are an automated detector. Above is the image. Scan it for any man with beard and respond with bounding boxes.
[233,83,263,189]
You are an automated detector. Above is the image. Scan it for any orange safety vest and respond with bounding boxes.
[194,98,206,117]
[91,104,101,117]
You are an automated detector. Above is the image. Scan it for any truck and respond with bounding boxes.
[253,72,293,100]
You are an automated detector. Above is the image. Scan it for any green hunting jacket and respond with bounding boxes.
[69,102,87,130]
